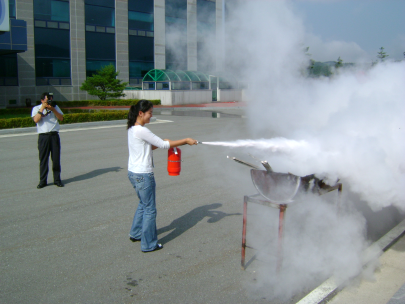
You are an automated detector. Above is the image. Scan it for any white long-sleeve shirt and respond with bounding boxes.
[128,125,170,173]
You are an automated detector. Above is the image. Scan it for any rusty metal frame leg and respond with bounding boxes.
[241,195,248,270]
[277,204,287,273]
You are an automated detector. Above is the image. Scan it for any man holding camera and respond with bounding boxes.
[31,92,64,189]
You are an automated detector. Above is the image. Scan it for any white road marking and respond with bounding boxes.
[0,119,173,138]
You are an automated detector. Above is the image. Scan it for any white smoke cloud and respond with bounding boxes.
[165,0,404,300]
[245,194,367,301]
[217,0,404,300]
[224,1,405,212]
[244,59,405,212]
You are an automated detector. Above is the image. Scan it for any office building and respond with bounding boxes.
[0,0,224,107]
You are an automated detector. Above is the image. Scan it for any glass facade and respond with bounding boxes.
[9,0,16,18]
[128,11,153,31]
[197,0,216,73]
[34,0,69,22]
[34,0,71,85]
[85,5,115,27]
[0,54,18,86]
[1,1,222,100]
[85,1,116,77]
[165,0,187,70]
[0,4,25,86]
[128,0,154,84]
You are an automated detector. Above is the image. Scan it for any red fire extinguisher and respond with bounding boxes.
[168,147,181,176]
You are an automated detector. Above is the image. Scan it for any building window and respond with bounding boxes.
[0,54,18,86]
[85,0,114,7]
[129,61,154,81]
[85,1,116,77]
[197,0,216,73]
[9,0,16,18]
[34,0,71,85]
[128,1,153,13]
[128,11,153,31]
[85,4,115,27]
[35,58,70,78]
[165,0,187,70]
[129,36,154,62]
[86,32,115,61]
[128,0,154,83]
[85,32,116,77]
[86,60,116,78]
[34,0,69,22]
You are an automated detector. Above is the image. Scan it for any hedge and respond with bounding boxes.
[0,108,32,115]
[1,108,106,116]
[0,110,130,129]
[1,98,161,123]
[34,99,160,107]
[0,117,36,129]
[62,111,129,124]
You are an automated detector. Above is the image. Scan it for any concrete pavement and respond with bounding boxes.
[328,229,405,304]
[1,103,404,303]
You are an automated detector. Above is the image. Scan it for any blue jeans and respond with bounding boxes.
[128,171,158,251]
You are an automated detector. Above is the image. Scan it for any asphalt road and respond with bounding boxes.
[0,110,289,304]
[1,109,403,304]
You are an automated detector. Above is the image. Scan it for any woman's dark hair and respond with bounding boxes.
[127,99,153,129]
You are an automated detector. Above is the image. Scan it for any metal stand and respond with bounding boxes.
[241,194,287,271]
[241,183,342,271]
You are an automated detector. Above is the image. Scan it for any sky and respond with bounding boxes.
[290,0,405,62]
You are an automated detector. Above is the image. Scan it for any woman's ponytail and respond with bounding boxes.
[127,100,154,129]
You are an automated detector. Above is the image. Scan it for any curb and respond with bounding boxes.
[296,218,405,304]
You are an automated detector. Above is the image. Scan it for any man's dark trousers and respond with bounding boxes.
[38,132,61,185]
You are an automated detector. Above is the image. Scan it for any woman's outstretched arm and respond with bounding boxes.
[164,138,197,147]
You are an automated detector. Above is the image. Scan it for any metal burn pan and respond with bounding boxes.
[229,156,342,204]
[251,169,301,204]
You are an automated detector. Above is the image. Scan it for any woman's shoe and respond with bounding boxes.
[129,237,141,242]
[142,243,163,252]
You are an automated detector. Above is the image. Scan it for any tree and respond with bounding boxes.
[303,46,315,75]
[377,47,389,62]
[80,65,128,100]
[335,56,343,69]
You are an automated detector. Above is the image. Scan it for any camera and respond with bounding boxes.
[46,92,57,107]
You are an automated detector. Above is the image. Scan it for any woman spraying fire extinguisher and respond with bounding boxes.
[126,100,197,252]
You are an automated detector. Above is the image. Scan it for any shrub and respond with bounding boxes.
[0,117,36,129]
[62,111,129,124]
[0,108,32,115]
[0,110,129,129]
[34,99,161,107]
[0,98,161,129]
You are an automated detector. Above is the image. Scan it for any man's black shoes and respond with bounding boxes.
[37,182,64,188]
[130,237,141,242]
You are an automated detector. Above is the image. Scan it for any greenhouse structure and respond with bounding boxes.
[123,69,245,106]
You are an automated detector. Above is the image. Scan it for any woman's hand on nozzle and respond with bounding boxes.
[186,138,198,145]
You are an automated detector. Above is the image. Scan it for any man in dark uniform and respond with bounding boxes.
[31,92,64,189]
